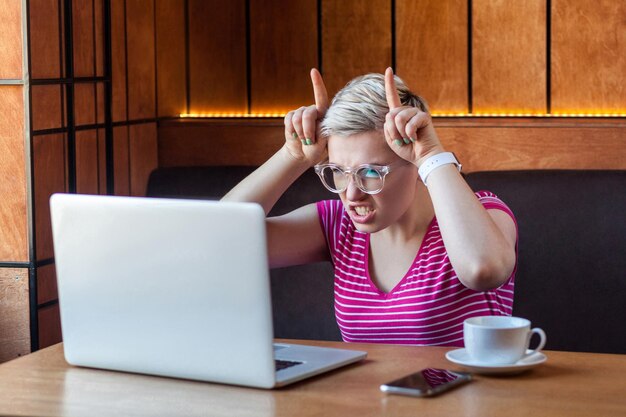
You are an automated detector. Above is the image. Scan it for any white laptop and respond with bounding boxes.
[50,193,366,388]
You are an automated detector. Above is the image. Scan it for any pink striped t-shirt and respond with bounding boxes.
[316,191,517,347]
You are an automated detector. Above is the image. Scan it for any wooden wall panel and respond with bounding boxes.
[158,120,284,167]
[114,126,130,196]
[76,130,100,194]
[436,120,626,171]
[472,0,546,113]
[188,0,247,114]
[126,0,156,120]
[38,304,62,349]
[396,0,468,114]
[97,129,107,194]
[72,0,95,77]
[33,134,66,261]
[250,0,317,113]
[0,86,28,262]
[156,0,186,117]
[29,0,62,79]
[111,0,127,122]
[37,264,58,305]
[129,123,158,196]
[158,119,626,171]
[31,85,63,131]
[96,83,105,124]
[0,268,30,362]
[0,0,23,79]
[94,0,105,77]
[322,0,391,96]
[552,1,626,113]
[74,83,96,126]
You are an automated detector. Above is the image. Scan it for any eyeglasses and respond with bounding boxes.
[314,160,409,195]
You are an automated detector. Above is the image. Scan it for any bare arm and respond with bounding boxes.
[383,68,516,291]
[266,203,329,268]
[221,146,311,214]
[222,68,329,213]
[222,69,331,268]
[424,165,516,291]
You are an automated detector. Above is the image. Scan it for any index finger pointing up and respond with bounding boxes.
[385,67,402,110]
[310,68,330,116]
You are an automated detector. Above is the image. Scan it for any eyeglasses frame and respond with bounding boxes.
[314,160,409,195]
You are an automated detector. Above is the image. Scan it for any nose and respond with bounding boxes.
[344,174,366,201]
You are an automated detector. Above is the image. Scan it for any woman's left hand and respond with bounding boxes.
[383,67,445,167]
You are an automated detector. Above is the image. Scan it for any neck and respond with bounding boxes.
[375,183,434,244]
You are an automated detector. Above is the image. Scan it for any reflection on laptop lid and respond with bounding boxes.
[50,193,366,388]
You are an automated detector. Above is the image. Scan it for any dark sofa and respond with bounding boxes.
[147,167,626,354]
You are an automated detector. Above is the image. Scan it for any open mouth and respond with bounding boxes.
[350,205,376,224]
[354,206,373,216]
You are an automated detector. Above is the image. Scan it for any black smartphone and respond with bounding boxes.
[380,368,472,397]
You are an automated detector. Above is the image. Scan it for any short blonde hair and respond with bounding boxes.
[320,73,429,138]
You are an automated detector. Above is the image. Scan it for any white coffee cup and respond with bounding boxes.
[463,316,546,365]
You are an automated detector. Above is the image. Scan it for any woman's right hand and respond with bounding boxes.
[282,68,330,166]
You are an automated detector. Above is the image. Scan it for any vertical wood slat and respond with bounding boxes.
[33,134,66,261]
[72,0,95,77]
[37,264,58,305]
[188,0,247,114]
[96,82,105,124]
[75,130,100,194]
[38,304,62,349]
[0,0,23,79]
[98,128,107,194]
[155,0,187,117]
[129,123,158,196]
[114,126,130,196]
[126,0,156,120]
[0,268,30,362]
[551,0,626,113]
[31,85,64,131]
[73,83,96,126]
[322,0,392,96]
[249,0,318,113]
[60,0,67,77]
[28,0,62,79]
[0,86,28,262]
[111,0,127,122]
[94,0,105,77]
[396,0,468,114]
[472,0,546,114]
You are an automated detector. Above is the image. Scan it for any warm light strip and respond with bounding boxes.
[179,112,286,118]
[179,112,626,118]
[433,112,626,118]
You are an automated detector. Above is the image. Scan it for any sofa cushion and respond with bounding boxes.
[465,170,626,354]
[147,167,626,353]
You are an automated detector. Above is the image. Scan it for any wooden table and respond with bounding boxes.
[0,340,624,416]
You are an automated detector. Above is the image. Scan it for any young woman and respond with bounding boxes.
[223,68,517,346]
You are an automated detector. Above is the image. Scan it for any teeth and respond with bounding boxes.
[354,206,372,216]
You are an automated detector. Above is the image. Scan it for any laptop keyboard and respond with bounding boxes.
[275,359,303,371]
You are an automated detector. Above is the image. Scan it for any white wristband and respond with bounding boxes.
[418,152,461,186]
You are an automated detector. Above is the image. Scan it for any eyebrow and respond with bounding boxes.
[327,161,392,167]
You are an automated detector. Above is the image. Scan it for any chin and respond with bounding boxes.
[351,220,383,234]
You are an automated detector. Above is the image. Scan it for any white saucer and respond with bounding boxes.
[445,348,547,375]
